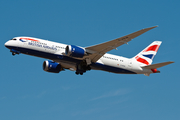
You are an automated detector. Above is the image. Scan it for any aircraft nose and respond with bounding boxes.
[4,40,11,48]
[4,42,8,47]
[4,41,9,47]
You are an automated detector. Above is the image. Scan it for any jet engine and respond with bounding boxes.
[65,45,86,58]
[43,60,61,73]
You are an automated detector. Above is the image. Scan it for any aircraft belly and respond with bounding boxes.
[91,62,136,74]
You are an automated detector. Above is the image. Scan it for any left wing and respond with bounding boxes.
[85,26,157,63]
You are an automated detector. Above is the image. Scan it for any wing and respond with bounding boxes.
[85,26,157,63]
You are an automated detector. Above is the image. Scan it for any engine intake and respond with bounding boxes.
[65,45,86,58]
[43,60,61,73]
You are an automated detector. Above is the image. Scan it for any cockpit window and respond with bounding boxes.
[11,38,17,40]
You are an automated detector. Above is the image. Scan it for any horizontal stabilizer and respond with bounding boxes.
[142,61,174,69]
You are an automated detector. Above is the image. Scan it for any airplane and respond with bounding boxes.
[4,26,174,76]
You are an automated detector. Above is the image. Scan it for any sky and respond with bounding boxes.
[0,0,180,120]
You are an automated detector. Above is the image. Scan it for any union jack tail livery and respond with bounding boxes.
[133,41,162,66]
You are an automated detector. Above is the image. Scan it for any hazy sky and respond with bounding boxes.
[0,0,179,120]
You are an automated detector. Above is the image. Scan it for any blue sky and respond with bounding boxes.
[0,0,179,120]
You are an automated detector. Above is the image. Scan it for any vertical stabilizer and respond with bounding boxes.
[132,41,162,66]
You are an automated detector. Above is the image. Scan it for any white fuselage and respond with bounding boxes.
[4,37,153,75]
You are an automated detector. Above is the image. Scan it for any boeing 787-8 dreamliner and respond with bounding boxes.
[4,26,174,76]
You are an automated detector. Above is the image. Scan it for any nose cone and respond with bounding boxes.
[4,40,13,49]
[4,41,10,47]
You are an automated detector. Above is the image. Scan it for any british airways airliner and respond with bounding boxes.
[4,26,174,76]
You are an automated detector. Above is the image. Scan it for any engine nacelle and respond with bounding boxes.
[65,45,86,58]
[43,60,61,73]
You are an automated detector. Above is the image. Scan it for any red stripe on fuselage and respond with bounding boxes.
[20,38,40,42]
[143,45,160,52]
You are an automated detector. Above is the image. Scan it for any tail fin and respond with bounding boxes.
[132,41,162,66]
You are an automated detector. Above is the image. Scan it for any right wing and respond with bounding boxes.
[85,26,158,63]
